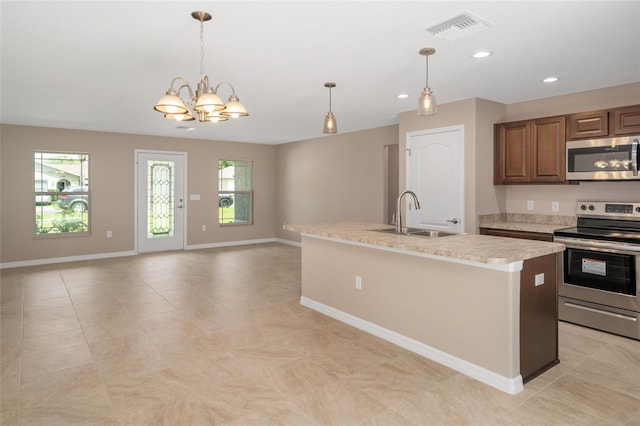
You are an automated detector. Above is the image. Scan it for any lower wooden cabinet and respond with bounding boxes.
[479,227,559,382]
[520,254,560,382]
[479,227,553,241]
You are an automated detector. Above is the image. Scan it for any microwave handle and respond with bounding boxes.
[633,139,638,176]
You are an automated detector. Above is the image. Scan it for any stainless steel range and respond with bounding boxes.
[554,201,640,340]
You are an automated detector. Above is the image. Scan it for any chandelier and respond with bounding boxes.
[153,11,248,123]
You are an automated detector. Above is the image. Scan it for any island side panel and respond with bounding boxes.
[301,236,521,380]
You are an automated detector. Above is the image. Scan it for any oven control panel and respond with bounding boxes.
[576,201,640,219]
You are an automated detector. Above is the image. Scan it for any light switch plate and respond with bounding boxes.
[535,273,545,286]
[527,200,534,211]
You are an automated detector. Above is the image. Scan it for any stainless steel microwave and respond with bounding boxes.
[566,136,639,181]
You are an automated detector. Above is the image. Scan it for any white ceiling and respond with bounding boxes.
[2,1,639,145]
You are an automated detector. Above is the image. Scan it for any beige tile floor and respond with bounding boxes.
[1,242,639,425]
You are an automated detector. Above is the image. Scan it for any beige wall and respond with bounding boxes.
[301,236,520,380]
[3,82,639,264]
[396,83,640,228]
[398,98,505,232]
[503,82,640,215]
[0,125,276,264]
[275,125,398,242]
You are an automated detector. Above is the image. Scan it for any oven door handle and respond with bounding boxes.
[633,138,638,176]
[554,236,640,255]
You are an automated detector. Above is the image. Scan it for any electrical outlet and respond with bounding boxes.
[202,225,207,231]
[355,275,362,290]
[106,230,112,238]
[535,273,545,286]
[527,200,534,211]
[552,201,560,212]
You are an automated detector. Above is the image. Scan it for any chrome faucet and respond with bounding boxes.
[396,190,421,233]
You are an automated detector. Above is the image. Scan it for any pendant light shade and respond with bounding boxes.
[417,48,437,116]
[323,82,337,134]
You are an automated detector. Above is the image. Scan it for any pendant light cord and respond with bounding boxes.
[425,54,429,87]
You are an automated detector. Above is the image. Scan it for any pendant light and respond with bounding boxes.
[417,48,437,116]
[153,11,248,123]
[323,82,337,134]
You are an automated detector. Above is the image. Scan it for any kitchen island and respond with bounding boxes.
[284,222,565,394]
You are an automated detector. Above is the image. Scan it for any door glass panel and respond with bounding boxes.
[147,160,174,238]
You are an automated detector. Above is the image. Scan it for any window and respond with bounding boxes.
[34,152,90,235]
[218,159,253,225]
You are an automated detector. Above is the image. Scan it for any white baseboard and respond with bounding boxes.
[185,237,278,250]
[0,250,137,269]
[0,238,300,269]
[300,296,523,395]
[275,238,301,247]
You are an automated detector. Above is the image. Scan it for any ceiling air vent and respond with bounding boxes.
[426,12,493,41]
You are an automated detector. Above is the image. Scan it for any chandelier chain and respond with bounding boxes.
[199,19,205,78]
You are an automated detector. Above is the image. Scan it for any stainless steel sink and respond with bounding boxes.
[372,228,455,238]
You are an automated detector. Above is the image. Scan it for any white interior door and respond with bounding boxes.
[136,151,186,253]
[406,126,464,232]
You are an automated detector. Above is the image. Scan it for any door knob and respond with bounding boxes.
[447,218,459,224]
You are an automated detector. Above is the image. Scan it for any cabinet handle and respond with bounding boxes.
[447,218,459,224]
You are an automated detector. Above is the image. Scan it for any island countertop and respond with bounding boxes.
[284,222,565,265]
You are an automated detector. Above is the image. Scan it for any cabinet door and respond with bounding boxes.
[494,121,530,184]
[612,104,640,135]
[531,116,566,183]
[567,110,608,139]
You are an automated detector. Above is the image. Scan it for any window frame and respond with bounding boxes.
[34,151,91,237]
[218,159,254,226]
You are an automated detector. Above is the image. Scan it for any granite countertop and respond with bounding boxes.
[284,222,565,265]
[478,213,577,234]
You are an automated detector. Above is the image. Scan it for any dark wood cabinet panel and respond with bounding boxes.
[494,121,530,184]
[479,227,554,242]
[612,105,640,135]
[531,116,566,182]
[567,110,609,139]
[494,117,565,184]
[478,228,559,381]
[520,253,559,382]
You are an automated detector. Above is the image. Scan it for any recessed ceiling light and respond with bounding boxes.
[543,77,559,83]
[472,51,492,58]
[397,93,409,99]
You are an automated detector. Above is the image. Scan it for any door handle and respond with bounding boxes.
[447,218,459,224]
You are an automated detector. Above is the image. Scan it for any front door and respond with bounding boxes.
[406,125,464,232]
[136,151,186,253]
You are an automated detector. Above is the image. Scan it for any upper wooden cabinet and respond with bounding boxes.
[567,110,609,139]
[531,116,566,183]
[495,116,566,184]
[494,121,530,183]
[612,105,640,135]
[567,104,640,139]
